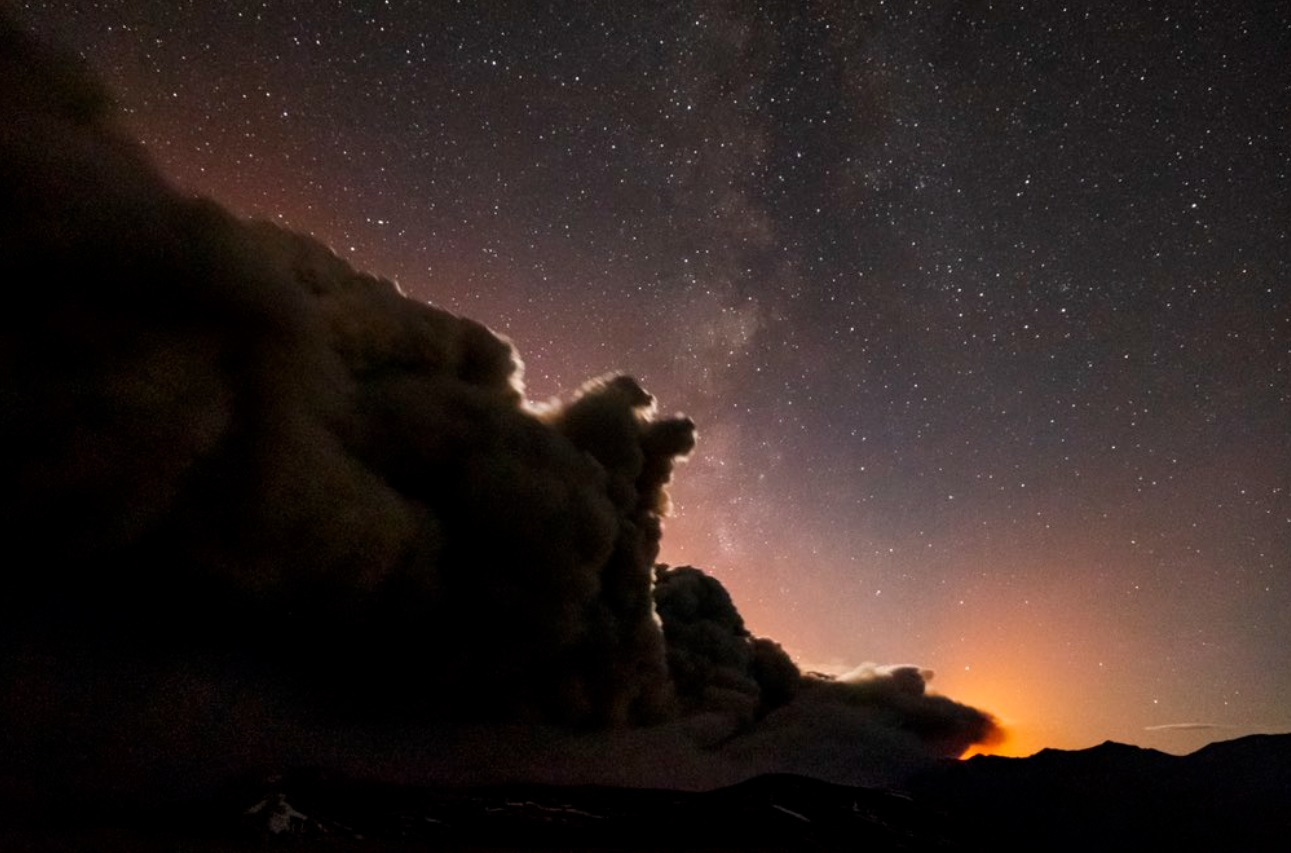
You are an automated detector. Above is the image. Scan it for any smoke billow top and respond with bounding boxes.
[0,18,999,801]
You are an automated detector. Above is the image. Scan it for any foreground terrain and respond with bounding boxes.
[2,733,1287,851]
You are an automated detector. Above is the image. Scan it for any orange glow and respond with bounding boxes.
[961,731,1031,759]
[933,661,1065,759]
[945,685,1046,758]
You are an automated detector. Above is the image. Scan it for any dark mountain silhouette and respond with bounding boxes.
[2,733,1286,851]
[908,732,1291,850]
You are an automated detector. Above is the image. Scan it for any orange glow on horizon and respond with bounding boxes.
[934,670,1061,759]
[961,734,1030,759]
[956,710,1042,758]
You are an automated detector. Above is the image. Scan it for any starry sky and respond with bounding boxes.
[18,1,1289,757]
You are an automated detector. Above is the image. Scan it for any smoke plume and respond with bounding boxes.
[0,15,999,801]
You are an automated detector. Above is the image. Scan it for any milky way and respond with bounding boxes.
[18,1,1290,755]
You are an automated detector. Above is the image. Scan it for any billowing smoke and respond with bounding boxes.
[0,17,999,801]
[654,565,801,721]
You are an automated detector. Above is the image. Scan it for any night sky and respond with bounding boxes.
[18,1,1289,757]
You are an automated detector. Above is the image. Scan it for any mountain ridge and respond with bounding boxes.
[3,732,1286,850]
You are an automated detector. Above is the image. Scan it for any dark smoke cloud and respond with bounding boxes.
[0,15,999,801]
[0,12,691,729]
[653,565,800,721]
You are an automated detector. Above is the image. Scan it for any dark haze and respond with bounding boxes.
[0,17,998,801]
